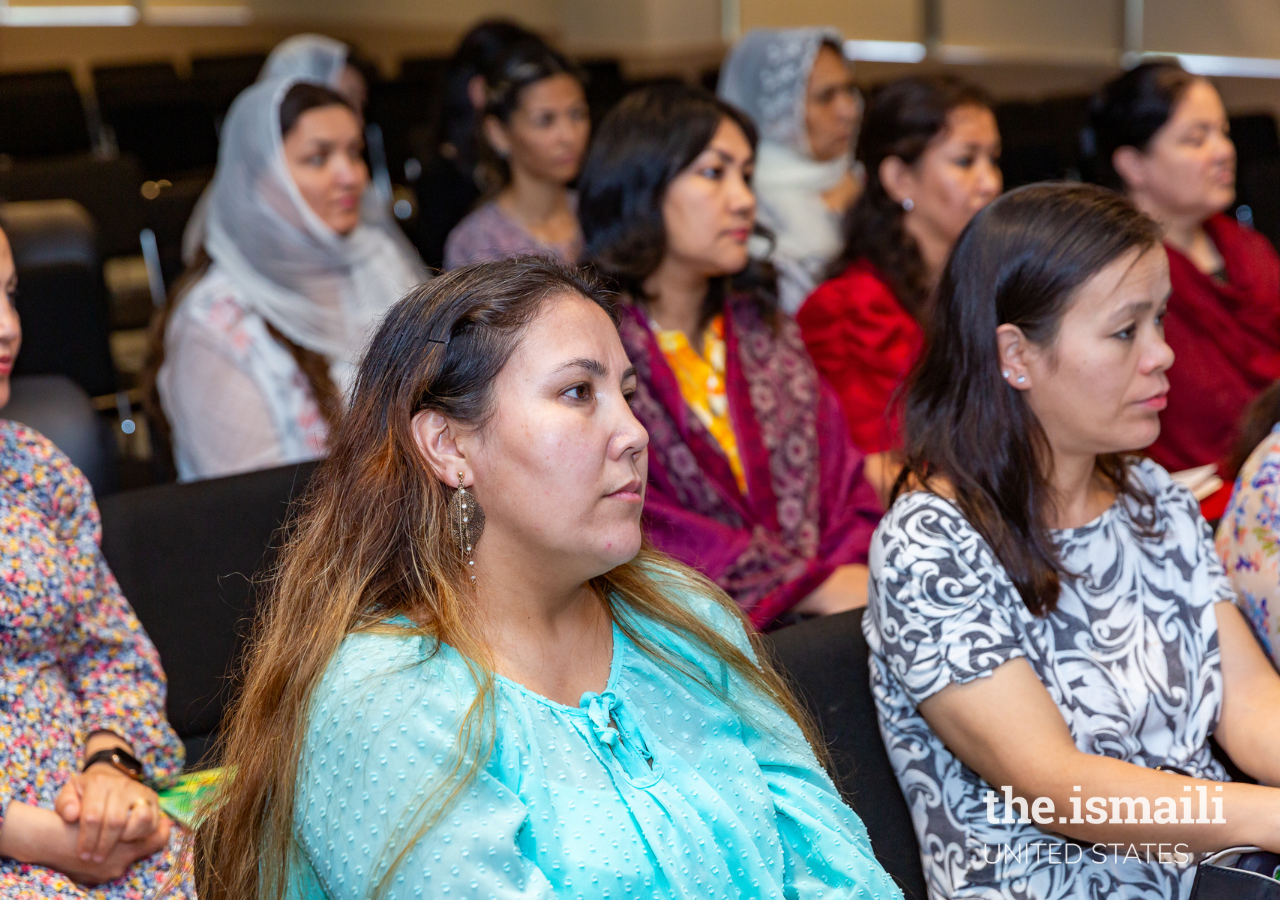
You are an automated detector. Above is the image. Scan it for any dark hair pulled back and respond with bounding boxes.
[897,182,1163,616]
[477,39,583,194]
[437,20,541,168]
[578,82,776,326]
[279,81,354,138]
[1085,60,1199,189]
[828,74,992,318]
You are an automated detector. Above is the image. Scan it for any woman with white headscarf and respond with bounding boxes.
[718,28,861,313]
[148,77,422,482]
[180,34,409,266]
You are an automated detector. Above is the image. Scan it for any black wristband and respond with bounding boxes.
[82,746,144,780]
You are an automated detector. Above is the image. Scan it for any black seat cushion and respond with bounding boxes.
[763,608,928,900]
[99,461,318,767]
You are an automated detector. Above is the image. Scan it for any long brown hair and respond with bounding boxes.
[193,257,821,900]
[143,83,356,444]
[896,183,1162,616]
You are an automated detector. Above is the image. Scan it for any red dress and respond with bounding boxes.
[797,259,924,453]
[1149,214,1280,474]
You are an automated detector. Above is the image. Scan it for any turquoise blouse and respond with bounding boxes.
[288,584,899,900]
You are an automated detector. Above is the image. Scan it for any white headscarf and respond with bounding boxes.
[259,34,349,85]
[718,28,857,313]
[183,34,424,275]
[203,75,420,363]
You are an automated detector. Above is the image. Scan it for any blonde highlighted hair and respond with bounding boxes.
[192,257,822,900]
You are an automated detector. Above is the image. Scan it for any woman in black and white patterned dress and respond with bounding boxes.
[865,183,1280,900]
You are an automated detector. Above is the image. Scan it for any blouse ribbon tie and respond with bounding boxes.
[582,690,621,747]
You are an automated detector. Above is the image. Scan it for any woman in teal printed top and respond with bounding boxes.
[195,257,900,900]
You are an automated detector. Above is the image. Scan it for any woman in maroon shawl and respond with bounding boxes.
[577,83,882,628]
[1091,61,1280,477]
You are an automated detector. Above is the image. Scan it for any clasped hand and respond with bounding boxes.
[20,763,171,884]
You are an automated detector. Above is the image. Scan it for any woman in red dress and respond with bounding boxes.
[1090,60,1280,476]
[798,75,1001,457]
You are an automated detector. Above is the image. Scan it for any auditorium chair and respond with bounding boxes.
[5,374,120,496]
[0,200,117,398]
[367,75,438,194]
[764,608,929,900]
[0,152,146,260]
[190,52,268,120]
[0,69,92,159]
[99,460,319,767]
[994,94,1090,188]
[92,62,220,179]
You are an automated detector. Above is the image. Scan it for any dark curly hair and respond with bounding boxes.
[828,74,993,319]
[577,82,777,327]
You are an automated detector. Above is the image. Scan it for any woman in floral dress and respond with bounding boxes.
[0,225,193,895]
[1217,380,1280,668]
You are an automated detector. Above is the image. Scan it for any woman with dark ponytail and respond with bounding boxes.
[1089,60,1280,475]
[798,74,1000,455]
[867,182,1280,899]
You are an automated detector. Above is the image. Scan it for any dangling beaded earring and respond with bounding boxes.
[448,471,485,584]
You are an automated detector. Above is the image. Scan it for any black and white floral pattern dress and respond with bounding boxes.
[865,460,1232,900]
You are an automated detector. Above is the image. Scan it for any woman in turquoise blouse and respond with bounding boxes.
[194,257,899,900]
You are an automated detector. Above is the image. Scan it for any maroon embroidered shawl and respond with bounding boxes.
[618,294,882,627]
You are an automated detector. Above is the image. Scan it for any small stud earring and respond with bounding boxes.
[1016,375,1026,384]
[902,197,914,211]
[1001,370,1010,378]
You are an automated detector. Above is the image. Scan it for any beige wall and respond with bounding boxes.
[938,0,1120,63]
[737,0,921,42]
[1145,0,1280,57]
[2,0,1280,114]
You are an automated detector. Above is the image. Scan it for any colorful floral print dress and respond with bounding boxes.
[0,420,193,898]
[1217,422,1280,668]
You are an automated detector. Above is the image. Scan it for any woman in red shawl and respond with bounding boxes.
[1090,61,1280,476]
[577,84,882,628]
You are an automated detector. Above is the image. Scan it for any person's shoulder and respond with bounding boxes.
[799,260,900,321]
[1125,456,1202,524]
[0,419,93,521]
[169,265,256,336]
[1211,212,1279,257]
[443,201,508,267]
[626,557,753,655]
[320,622,452,690]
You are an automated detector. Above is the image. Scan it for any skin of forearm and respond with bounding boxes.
[1216,695,1280,787]
[994,748,1280,852]
[0,801,61,863]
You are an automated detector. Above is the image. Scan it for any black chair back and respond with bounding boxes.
[0,152,145,260]
[0,69,92,159]
[93,62,219,179]
[5,375,119,496]
[0,200,116,398]
[764,608,929,900]
[99,461,319,767]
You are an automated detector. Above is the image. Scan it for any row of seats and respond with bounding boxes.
[92,457,930,898]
